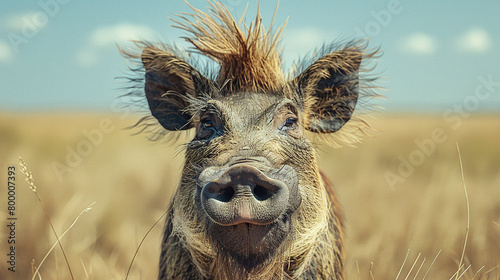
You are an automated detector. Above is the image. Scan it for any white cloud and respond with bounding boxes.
[400,33,437,55]
[89,24,157,47]
[76,23,157,67]
[284,27,331,54]
[456,27,492,53]
[75,49,98,67]
[2,11,48,32]
[0,41,14,63]
[282,26,337,69]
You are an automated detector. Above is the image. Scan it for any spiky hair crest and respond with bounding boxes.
[172,1,287,93]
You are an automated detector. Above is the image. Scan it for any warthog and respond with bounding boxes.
[123,1,378,279]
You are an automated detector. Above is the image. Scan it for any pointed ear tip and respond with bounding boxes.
[142,47,165,68]
[141,45,154,52]
[141,49,152,65]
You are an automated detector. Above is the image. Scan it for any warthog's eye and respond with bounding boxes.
[278,114,302,138]
[281,115,298,131]
[194,113,223,141]
[284,117,297,127]
[202,118,213,128]
[273,104,303,138]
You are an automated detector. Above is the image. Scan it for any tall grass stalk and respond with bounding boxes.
[454,143,470,280]
[125,208,170,280]
[412,257,426,280]
[404,253,421,280]
[421,250,441,280]
[19,157,75,280]
[31,202,95,280]
[395,247,412,280]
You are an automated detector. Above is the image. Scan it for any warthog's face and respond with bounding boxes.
[139,43,363,270]
[188,92,307,267]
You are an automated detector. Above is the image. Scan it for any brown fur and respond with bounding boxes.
[121,1,380,279]
[158,170,344,280]
[172,1,286,93]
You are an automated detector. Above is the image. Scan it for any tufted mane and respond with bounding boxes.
[172,1,287,93]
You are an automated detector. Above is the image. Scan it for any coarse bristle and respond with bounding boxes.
[172,1,287,93]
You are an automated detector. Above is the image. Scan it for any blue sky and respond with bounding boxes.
[0,0,499,112]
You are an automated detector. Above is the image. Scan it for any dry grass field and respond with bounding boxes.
[1,112,499,279]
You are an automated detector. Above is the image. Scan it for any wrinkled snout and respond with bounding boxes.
[201,164,295,226]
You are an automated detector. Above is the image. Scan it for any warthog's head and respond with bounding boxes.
[123,2,377,279]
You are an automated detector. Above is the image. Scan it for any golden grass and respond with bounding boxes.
[0,112,499,279]
[19,156,75,280]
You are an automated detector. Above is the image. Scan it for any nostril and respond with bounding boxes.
[204,183,235,203]
[253,185,273,201]
[218,186,235,202]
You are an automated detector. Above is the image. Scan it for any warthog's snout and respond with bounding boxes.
[201,164,293,226]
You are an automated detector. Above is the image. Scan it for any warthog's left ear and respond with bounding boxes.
[141,47,211,131]
[293,48,362,133]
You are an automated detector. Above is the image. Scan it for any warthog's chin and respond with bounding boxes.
[208,213,292,270]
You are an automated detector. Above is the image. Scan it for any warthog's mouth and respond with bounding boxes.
[208,214,292,269]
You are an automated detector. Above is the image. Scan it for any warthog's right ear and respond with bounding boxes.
[141,47,210,131]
